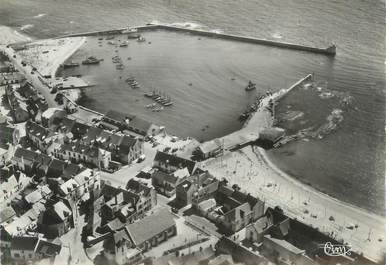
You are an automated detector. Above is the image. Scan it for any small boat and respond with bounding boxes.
[144,91,155,97]
[98,37,103,40]
[119,41,129,47]
[106,36,115,40]
[137,36,146,42]
[63,61,79,68]
[245,80,256,91]
[82,56,103,65]
[163,101,173,106]
[145,103,156,108]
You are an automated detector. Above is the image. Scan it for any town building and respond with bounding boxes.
[196,139,223,160]
[37,200,74,239]
[58,141,111,169]
[203,185,265,234]
[100,110,159,137]
[175,170,219,206]
[0,172,30,203]
[57,169,100,202]
[10,236,62,262]
[12,147,38,175]
[153,151,197,174]
[41,108,66,128]
[99,180,156,226]
[26,120,53,151]
[102,209,176,265]
[151,169,186,197]
[5,81,48,123]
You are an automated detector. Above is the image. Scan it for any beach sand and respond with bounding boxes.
[15,36,86,79]
[0,26,32,45]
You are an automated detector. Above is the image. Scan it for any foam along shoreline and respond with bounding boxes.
[0,25,32,45]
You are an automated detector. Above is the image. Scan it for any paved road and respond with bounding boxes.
[1,45,58,108]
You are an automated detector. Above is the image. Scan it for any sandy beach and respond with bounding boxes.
[0,26,32,45]
[201,77,386,262]
[15,36,86,79]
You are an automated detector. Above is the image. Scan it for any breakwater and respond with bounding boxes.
[57,24,336,56]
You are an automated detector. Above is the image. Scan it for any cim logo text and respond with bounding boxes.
[322,242,352,257]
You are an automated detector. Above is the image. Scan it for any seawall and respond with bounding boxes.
[56,24,336,56]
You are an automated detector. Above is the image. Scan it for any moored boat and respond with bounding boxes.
[119,41,129,47]
[82,56,103,65]
[63,61,79,68]
[137,36,146,42]
[245,80,256,91]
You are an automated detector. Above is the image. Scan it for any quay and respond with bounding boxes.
[57,23,336,56]
[198,74,313,156]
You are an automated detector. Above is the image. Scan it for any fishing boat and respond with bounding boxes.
[137,36,146,42]
[82,56,103,65]
[245,80,256,91]
[145,103,156,108]
[119,41,129,47]
[63,61,79,68]
[144,91,155,97]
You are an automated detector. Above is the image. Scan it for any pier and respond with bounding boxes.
[57,23,336,56]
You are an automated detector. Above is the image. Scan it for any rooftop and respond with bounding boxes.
[11,236,39,251]
[154,151,196,173]
[125,209,175,246]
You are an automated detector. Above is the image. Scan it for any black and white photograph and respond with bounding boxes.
[0,1,385,265]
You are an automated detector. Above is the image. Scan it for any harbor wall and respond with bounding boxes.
[138,25,336,56]
[56,24,336,56]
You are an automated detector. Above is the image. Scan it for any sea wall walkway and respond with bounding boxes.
[57,23,336,56]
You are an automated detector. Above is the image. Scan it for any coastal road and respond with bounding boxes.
[1,45,58,108]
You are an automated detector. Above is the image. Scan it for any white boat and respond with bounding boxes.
[137,36,146,42]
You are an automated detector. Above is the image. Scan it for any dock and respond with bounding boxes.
[57,23,336,56]
[52,76,94,90]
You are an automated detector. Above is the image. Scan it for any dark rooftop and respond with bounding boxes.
[11,236,39,251]
[154,151,196,174]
